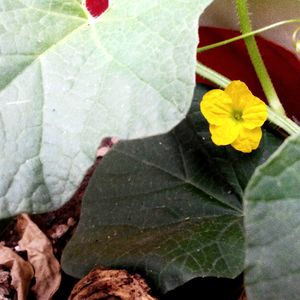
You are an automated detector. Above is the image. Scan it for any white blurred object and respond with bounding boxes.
[200,0,300,55]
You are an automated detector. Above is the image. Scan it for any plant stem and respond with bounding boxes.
[293,26,300,52]
[195,62,300,135]
[196,62,230,87]
[235,0,286,116]
[267,109,300,135]
[197,19,300,53]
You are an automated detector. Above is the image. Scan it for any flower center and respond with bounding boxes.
[232,110,243,121]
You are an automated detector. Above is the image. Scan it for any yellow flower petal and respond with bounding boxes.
[200,89,232,125]
[200,80,267,153]
[231,127,263,153]
[209,120,241,145]
[242,95,268,129]
[225,80,253,109]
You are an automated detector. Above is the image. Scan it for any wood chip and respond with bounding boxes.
[69,268,157,300]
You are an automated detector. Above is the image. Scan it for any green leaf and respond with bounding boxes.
[244,133,300,300]
[62,84,282,292]
[0,0,214,218]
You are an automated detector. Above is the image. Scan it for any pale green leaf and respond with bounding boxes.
[0,0,213,218]
[244,133,300,300]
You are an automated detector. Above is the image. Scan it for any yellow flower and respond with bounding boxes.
[200,80,268,153]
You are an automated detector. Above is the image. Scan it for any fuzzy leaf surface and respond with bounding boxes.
[244,133,300,300]
[0,0,213,218]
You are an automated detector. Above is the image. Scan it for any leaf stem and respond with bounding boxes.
[293,26,300,53]
[267,109,300,135]
[196,62,230,88]
[195,62,300,135]
[235,0,286,116]
[197,19,300,53]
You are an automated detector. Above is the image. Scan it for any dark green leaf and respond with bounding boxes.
[62,84,282,292]
[244,133,300,300]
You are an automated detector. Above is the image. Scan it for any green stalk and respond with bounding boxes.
[267,109,300,134]
[235,0,286,116]
[195,62,300,135]
[293,26,300,52]
[196,62,230,87]
[198,19,300,53]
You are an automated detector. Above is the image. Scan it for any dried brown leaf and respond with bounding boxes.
[0,245,34,300]
[17,214,61,300]
[0,268,11,298]
[0,266,11,299]
[69,268,157,300]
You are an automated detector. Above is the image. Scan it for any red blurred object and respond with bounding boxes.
[86,0,109,17]
[197,27,300,122]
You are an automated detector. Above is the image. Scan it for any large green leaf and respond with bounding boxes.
[244,133,300,300]
[62,85,282,292]
[0,0,213,218]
